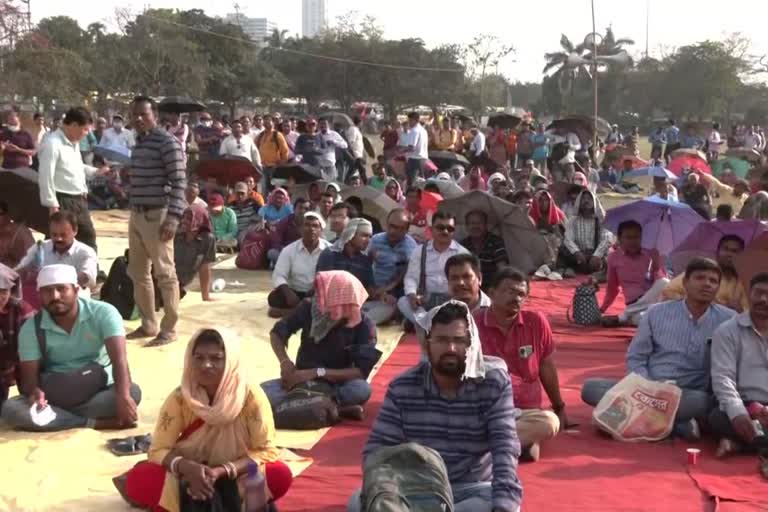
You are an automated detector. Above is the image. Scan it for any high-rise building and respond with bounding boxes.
[224,14,277,46]
[302,0,328,38]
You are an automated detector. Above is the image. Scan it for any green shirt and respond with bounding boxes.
[18,297,125,385]
[211,206,238,241]
[368,176,387,190]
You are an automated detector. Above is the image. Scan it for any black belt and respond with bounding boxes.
[56,192,87,200]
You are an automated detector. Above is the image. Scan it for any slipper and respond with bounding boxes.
[145,333,176,347]
[107,434,152,456]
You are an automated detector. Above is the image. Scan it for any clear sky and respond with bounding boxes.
[30,0,768,83]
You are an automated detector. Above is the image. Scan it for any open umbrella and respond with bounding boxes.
[438,190,550,273]
[668,156,712,176]
[670,148,707,162]
[425,176,464,199]
[726,148,763,163]
[623,166,677,182]
[196,158,260,186]
[428,150,470,171]
[158,96,206,114]
[620,155,649,170]
[670,220,768,274]
[605,197,705,256]
[487,113,521,130]
[0,168,49,235]
[272,162,323,184]
[546,116,595,145]
[94,144,131,165]
[734,233,768,292]
[711,157,751,179]
[340,186,399,227]
[318,112,353,130]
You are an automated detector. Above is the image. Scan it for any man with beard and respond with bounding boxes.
[662,235,748,312]
[316,218,374,293]
[560,189,614,277]
[1,264,141,431]
[445,253,491,313]
[349,301,522,512]
[475,268,565,462]
[15,211,98,299]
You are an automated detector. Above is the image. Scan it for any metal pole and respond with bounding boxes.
[591,0,598,152]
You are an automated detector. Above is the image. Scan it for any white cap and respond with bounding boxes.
[37,264,78,290]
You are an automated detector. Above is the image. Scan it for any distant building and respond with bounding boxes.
[224,14,277,46]
[302,0,327,38]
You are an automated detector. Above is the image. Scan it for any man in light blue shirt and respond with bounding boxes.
[582,257,736,440]
[663,119,681,161]
[1,264,141,431]
[364,209,418,325]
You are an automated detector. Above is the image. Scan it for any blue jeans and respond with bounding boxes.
[347,481,498,512]
[0,383,142,432]
[261,378,371,411]
[581,377,713,423]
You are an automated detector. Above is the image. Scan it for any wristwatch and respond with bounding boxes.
[316,367,327,378]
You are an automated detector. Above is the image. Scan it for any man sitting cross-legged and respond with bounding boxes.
[267,212,330,318]
[446,253,491,313]
[2,264,141,431]
[600,220,669,327]
[582,257,737,440]
[475,267,565,462]
[709,272,768,459]
[347,301,522,512]
[262,271,379,422]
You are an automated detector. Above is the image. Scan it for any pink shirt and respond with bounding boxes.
[474,308,555,409]
[601,247,666,312]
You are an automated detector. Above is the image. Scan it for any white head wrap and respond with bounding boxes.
[304,211,326,229]
[424,300,485,380]
[331,218,372,252]
[37,264,78,290]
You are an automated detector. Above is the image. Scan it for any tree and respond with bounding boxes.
[465,34,514,114]
[542,34,589,107]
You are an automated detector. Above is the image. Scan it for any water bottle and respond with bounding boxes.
[34,240,44,269]
[245,461,268,512]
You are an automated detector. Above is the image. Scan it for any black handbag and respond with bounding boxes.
[179,478,241,512]
[273,379,339,430]
[34,312,108,408]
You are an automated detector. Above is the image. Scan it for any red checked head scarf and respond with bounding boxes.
[310,271,369,342]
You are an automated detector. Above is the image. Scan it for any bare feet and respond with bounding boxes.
[715,438,741,458]
[520,443,541,462]
[145,332,177,347]
[126,327,158,340]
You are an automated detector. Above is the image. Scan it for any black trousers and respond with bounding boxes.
[57,193,97,253]
[709,404,768,453]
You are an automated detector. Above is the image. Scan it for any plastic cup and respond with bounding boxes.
[211,278,226,293]
[686,448,700,465]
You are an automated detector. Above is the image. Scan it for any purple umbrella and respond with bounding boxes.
[669,220,768,274]
[605,196,705,256]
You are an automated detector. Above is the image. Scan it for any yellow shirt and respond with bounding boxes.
[661,273,748,312]
[435,128,457,151]
[256,130,289,166]
[707,175,747,214]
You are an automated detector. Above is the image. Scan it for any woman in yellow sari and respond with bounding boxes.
[120,328,292,511]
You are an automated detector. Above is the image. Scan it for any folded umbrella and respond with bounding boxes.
[668,156,712,177]
[158,96,206,114]
[605,197,705,256]
[94,144,131,165]
[0,168,49,235]
[271,163,323,184]
[363,136,375,159]
[196,158,260,186]
[428,150,470,171]
[340,185,399,227]
[711,157,751,179]
[734,233,768,292]
[438,190,550,273]
[670,220,768,274]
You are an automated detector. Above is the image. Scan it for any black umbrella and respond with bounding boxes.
[487,113,522,130]
[428,150,470,171]
[0,168,50,235]
[318,112,353,130]
[273,163,324,184]
[158,96,207,114]
[196,158,260,186]
[546,116,595,145]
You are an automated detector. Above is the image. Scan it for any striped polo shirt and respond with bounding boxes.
[129,127,187,218]
[626,299,736,389]
[363,359,523,511]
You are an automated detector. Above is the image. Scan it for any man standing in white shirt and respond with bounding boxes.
[347,116,367,184]
[317,118,348,182]
[100,115,135,149]
[400,112,429,186]
[708,122,723,162]
[219,120,262,169]
[469,127,487,165]
[37,107,105,252]
[268,212,331,318]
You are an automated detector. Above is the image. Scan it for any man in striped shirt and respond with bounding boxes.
[353,301,523,512]
[582,258,737,440]
[126,96,187,347]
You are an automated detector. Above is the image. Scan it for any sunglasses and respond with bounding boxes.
[433,225,455,233]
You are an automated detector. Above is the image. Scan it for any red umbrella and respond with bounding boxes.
[620,155,648,170]
[196,158,260,186]
[668,156,712,177]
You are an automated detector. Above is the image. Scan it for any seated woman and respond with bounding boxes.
[384,177,405,206]
[530,190,566,269]
[259,187,294,225]
[120,328,293,512]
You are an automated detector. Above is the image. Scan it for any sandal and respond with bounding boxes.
[107,434,152,456]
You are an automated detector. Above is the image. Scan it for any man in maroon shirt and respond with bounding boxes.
[0,111,36,169]
[474,266,567,462]
[267,197,309,269]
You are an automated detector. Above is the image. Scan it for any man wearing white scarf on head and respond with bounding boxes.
[349,300,522,512]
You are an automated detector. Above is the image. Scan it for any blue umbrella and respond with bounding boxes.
[94,144,131,165]
[605,197,705,256]
[623,166,677,181]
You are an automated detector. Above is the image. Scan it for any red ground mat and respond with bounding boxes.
[278,280,761,512]
[688,456,768,507]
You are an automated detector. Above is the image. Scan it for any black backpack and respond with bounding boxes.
[101,250,138,320]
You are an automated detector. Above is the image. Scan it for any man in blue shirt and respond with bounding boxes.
[581,258,736,440]
[680,125,705,150]
[316,218,374,291]
[363,209,417,325]
[663,119,681,161]
[2,264,141,431]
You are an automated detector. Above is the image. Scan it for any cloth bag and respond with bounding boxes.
[593,373,682,442]
[567,281,601,326]
[236,230,270,270]
[273,379,339,430]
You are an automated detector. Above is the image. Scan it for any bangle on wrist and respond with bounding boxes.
[170,456,184,475]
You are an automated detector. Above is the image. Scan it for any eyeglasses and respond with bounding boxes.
[433,225,455,233]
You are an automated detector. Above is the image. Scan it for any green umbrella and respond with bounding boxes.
[712,157,751,178]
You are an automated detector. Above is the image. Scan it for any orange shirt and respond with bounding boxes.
[506,132,518,154]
